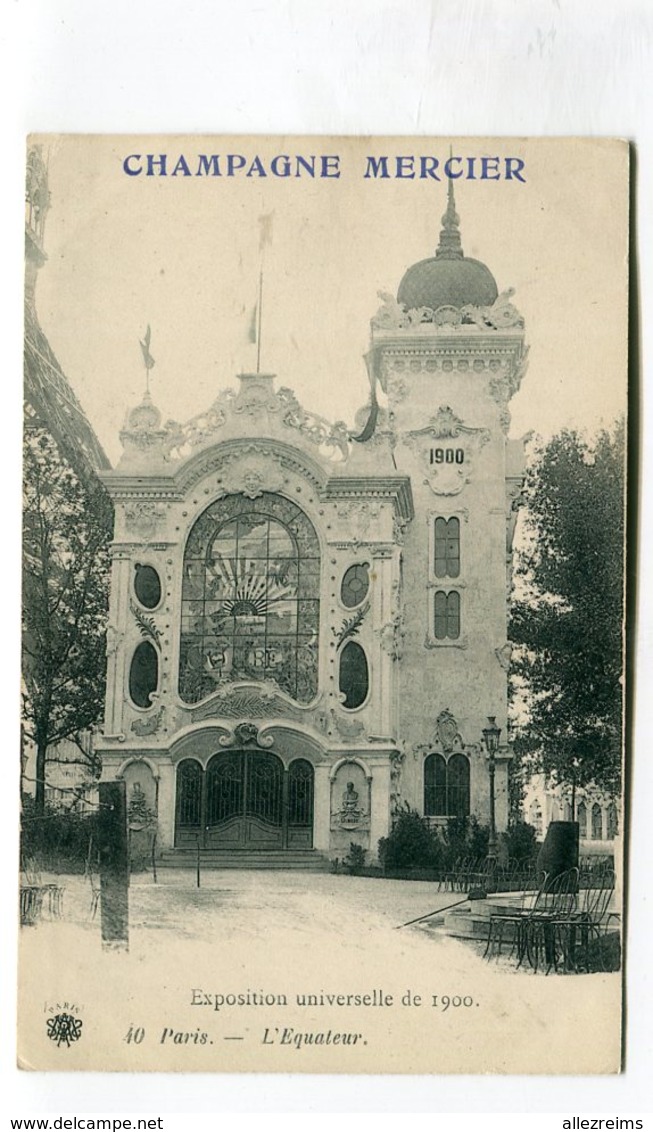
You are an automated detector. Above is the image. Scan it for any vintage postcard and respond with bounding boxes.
[19,135,628,1074]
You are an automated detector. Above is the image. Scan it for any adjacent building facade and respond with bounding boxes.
[23,145,110,809]
[96,183,529,859]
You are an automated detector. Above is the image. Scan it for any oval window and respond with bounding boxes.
[134,564,162,609]
[339,641,369,710]
[129,641,158,708]
[340,563,369,609]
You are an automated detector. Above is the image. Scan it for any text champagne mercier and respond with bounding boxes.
[122,153,526,181]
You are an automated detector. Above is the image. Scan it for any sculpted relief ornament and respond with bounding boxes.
[335,500,381,542]
[404,406,490,496]
[124,501,166,540]
[215,453,285,499]
[371,288,524,333]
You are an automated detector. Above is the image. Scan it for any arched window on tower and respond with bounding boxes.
[178,492,320,705]
[433,591,460,640]
[434,517,460,578]
[607,802,618,840]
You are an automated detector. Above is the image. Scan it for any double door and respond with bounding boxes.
[175,750,314,849]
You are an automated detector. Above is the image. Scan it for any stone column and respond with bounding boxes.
[368,760,391,862]
[156,759,176,850]
[105,548,132,737]
[313,763,331,853]
[373,551,395,737]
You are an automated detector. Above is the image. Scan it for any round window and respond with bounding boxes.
[340,563,370,609]
[134,563,162,609]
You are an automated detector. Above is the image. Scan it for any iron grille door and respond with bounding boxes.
[287,758,314,848]
[246,752,284,824]
[175,759,203,846]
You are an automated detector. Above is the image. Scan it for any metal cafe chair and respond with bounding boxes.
[523,867,580,973]
[484,871,549,962]
[550,868,616,973]
[20,885,45,926]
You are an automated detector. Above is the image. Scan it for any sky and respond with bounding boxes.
[31,135,628,467]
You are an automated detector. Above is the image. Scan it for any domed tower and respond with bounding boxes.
[369,182,528,837]
[397,179,498,313]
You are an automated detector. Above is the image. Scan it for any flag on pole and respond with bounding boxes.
[139,324,155,370]
[258,212,274,252]
[352,349,380,443]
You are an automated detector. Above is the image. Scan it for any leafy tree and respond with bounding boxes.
[510,422,625,812]
[22,427,113,814]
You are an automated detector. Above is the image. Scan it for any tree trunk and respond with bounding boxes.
[34,739,47,815]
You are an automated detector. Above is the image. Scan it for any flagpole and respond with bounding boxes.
[139,324,155,395]
[256,267,264,374]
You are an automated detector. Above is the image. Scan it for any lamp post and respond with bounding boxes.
[482,715,502,867]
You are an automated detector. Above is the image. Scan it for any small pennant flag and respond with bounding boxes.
[258,212,274,252]
[139,324,155,370]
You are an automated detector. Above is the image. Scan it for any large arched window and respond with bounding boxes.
[179,492,320,704]
[424,753,470,818]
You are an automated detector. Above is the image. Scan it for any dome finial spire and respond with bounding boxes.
[436,154,463,261]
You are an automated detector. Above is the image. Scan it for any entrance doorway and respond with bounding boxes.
[175,751,314,850]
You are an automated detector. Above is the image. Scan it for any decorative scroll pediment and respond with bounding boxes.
[190,681,326,727]
[158,378,350,465]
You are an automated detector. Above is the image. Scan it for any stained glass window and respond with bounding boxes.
[179,493,320,704]
[434,590,460,640]
[434,517,460,578]
[341,563,370,608]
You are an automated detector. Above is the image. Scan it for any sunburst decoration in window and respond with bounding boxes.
[209,555,296,618]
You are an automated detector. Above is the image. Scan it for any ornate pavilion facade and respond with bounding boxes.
[97,185,529,861]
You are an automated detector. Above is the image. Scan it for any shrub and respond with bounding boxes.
[343,842,367,875]
[442,815,489,864]
[378,806,441,870]
[504,820,539,863]
[20,799,98,873]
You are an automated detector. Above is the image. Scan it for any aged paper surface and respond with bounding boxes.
[20,135,627,1074]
